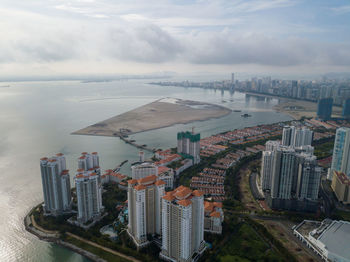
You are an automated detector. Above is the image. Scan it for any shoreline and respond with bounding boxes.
[24,204,105,262]
[72,108,232,138]
[72,98,232,137]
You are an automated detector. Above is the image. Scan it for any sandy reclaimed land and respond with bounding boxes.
[274,98,342,120]
[72,98,231,137]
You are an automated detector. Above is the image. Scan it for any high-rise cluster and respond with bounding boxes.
[127,177,207,261]
[40,152,104,225]
[40,153,72,215]
[282,125,313,147]
[261,126,321,212]
[177,130,201,164]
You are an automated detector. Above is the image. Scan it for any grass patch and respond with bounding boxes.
[64,235,128,262]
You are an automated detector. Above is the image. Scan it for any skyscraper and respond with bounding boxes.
[262,142,321,211]
[260,151,274,190]
[177,130,201,164]
[282,126,313,147]
[330,127,350,179]
[160,186,206,262]
[296,155,321,200]
[292,127,313,147]
[282,126,295,146]
[317,98,333,120]
[342,98,350,119]
[75,171,103,224]
[40,153,72,216]
[131,162,158,179]
[127,175,165,247]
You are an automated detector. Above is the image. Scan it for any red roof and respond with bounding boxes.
[155,180,166,186]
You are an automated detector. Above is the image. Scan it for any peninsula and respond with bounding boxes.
[72,98,231,137]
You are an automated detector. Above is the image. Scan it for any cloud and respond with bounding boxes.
[184,32,350,67]
[331,5,350,14]
[107,24,183,63]
[0,0,349,76]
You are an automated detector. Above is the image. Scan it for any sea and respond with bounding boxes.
[0,76,291,261]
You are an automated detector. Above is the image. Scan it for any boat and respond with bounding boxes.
[233,110,242,112]
[241,113,252,118]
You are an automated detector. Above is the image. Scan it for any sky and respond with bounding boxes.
[1,0,350,78]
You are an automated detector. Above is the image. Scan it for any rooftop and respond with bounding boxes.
[317,220,350,260]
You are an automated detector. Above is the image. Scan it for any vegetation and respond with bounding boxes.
[33,184,158,262]
[314,140,334,159]
[200,214,294,262]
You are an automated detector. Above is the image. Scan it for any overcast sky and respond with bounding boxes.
[1,0,350,77]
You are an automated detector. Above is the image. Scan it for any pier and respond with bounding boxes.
[113,160,128,172]
[118,135,156,153]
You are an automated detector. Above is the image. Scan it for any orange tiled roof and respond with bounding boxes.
[56,153,64,156]
[163,194,175,201]
[192,190,204,197]
[158,166,170,174]
[174,186,192,200]
[134,185,146,191]
[210,211,221,218]
[178,199,192,207]
[155,180,166,186]
[138,174,157,185]
[127,179,138,185]
[214,202,223,208]
[40,157,48,161]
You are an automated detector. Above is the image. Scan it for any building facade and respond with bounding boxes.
[317,98,333,120]
[127,175,165,248]
[204,201,224,234]
[75,171,103,224]
[331,171,350,204]
[330,127,350,180]
[160,186,206,262]
[177,130,201,164]
[262,142,321,212]
[131,162,158,180]
[40,153,72,216]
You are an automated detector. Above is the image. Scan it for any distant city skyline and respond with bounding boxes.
[1,0,350,77]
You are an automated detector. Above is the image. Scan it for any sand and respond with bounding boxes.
[72,98,231,137]
[274,98,342,120]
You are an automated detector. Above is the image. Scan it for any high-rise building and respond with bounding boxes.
[330,127,350,179]
[331,171,350,204]
[282,126,295,146]
[177,130,201,164]
[231,73,234,83]
[160,186,206,262]
[75,171,103,224]
[131,162,158,180]
[260,151,274,190]
[342,98,350,119]
[317,98,333,120]
[127,175,165,247]
[270,147,296,200]
[282,126,313,147]
[296,155,321,200]
[78,152,100,175]
[262,142,321,212]
[40,153,72,216]
[293,127,313,147]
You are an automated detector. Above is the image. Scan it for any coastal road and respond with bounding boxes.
[66,232,141,262]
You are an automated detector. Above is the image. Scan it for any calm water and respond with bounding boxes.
[0,79,291,261]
